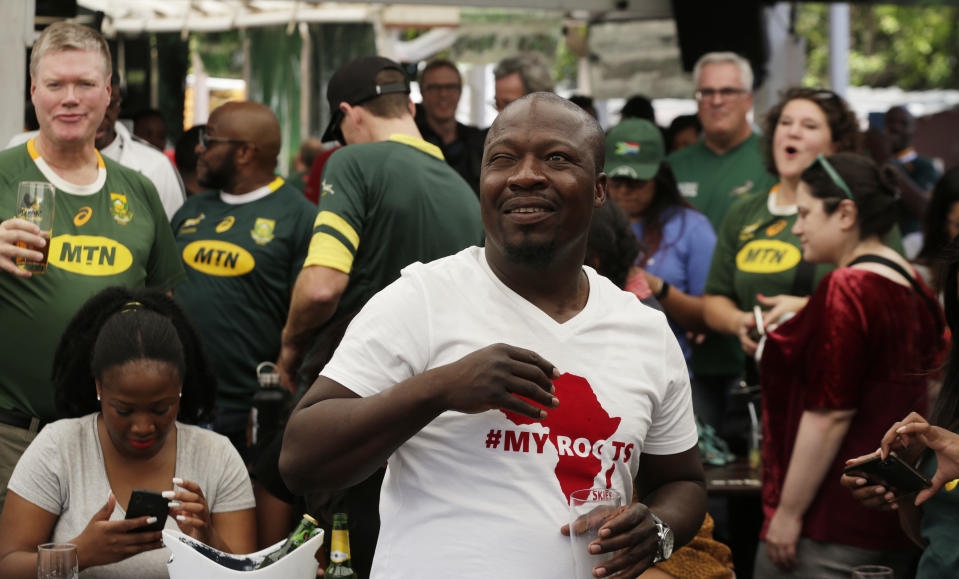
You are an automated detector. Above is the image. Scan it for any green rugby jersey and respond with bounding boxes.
[172,179,317,412]
[0,140,184,419]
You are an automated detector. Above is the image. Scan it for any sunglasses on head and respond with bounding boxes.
[811,154,853,199]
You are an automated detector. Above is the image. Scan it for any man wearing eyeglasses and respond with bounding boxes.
[665,52,777,448]
[414,59,485,195]
[8,76,186,220]
[170,101,317,457]
[668,52,776,232]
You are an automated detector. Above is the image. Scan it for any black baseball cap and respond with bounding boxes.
[321,56,411,144]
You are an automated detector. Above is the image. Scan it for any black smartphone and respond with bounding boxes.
[843,455,932,494]
[125,489,169,532]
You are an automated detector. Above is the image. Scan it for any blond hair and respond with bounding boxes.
[30,22,111,80]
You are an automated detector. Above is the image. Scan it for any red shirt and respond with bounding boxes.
[759,267,945,550]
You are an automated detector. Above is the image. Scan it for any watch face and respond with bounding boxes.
[661,525,674,558]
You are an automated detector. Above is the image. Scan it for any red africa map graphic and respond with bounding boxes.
[502,373,621,500]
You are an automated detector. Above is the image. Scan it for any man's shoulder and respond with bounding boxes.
[102,155,156,189]
[123,133,177,173]
[0,141,29,169]
[667,140,709,165]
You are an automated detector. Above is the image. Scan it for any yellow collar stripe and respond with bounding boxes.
[27,137,106,169]
[268,176,285,192]
[388,134,444,161]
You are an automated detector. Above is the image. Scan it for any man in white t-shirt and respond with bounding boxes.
[280,92,706,578]
[7,76,185,220]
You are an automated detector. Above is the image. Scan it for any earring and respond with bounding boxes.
[97,394,101,401]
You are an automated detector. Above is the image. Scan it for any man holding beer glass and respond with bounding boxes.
[0,22,183,508]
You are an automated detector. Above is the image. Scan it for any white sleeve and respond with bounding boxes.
[321,269,431,397]
[142,155,186,220]
[641,327,698,455]
[205,434,255,513]
[6,424,67,515]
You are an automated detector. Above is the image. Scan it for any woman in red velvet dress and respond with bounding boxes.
[754,153,946,577]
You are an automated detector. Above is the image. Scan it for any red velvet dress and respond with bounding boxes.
[758,267,945,550]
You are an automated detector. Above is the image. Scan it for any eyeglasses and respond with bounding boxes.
[694,87,748,102]
[422,83,461,93]
[811,154,853,199]
[198,128,247,149]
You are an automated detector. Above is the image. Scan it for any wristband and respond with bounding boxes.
[655,280,671,300]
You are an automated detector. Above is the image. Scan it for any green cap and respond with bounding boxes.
[604,118,665,181]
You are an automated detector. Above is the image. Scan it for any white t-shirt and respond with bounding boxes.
[7,123,185,219]
[8,413,255,578]
[321,246,698,579]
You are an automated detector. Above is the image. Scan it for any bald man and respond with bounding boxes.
[171,101,318,456]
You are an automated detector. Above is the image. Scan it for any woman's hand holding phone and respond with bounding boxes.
[71,493,163,570]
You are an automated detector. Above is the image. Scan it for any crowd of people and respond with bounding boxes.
[0,18,956,579]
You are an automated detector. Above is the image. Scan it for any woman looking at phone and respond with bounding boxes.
[755,153,945,577]
[841,238,959,578]
[0,287,255,578]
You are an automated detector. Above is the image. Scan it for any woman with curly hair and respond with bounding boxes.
[703,88,863,360]
[0,287,255,578]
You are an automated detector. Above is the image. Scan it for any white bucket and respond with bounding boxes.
[163,528,324,578]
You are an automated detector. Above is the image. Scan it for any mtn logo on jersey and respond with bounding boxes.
[50,235,134,275]
[182,240,255,276]
[109,193,133,225]
[251,218,275,245]
[735,239,801,273]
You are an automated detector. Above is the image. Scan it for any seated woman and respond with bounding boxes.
[756,153,945,577]
[0,287,256,578]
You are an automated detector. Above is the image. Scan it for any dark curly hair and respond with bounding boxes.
[587,201,641,289]
[762,87,862,176]
[799,152,900,240]
[52,287,216,424]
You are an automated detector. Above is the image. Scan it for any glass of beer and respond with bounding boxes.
[568,488,623,579]
[15,181,55,273]
[37,543,78,579]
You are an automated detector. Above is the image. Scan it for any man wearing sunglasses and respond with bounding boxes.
[170,101,317,458]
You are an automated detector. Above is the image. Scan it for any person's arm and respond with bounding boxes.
[168,478,256,554]
[765,408,856,571]
[279,343,559,494]
[209,510,257,554]
[703,294,757,355]
[0,492,58,577]
[645,272,708,333]
[277,265,350,390]
[0,492,163,577]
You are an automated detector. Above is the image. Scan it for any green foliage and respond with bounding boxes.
[796,3,959,90]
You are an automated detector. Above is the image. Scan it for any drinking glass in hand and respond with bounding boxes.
[15,181,55,273]
[37,543,78,579]
[851,565,894,578]
[568,488,623,579]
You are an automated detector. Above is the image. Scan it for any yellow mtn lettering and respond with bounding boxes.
[183,240,254,276]
[735,240,801,273]
[50,235,133,275]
